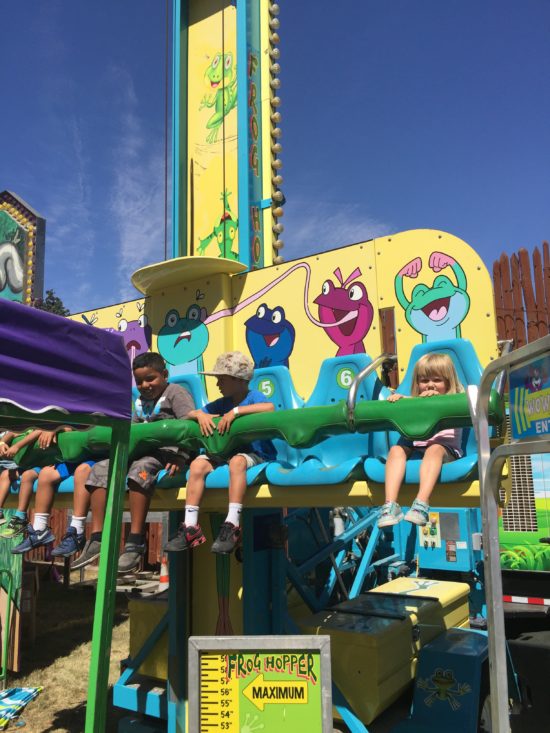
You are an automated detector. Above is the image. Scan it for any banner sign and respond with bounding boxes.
[509,355,550,440]
[188,635,332,732]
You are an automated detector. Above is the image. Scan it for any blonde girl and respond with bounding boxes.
[378,353,465,528]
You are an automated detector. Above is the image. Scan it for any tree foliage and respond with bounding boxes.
[32,289,70,317]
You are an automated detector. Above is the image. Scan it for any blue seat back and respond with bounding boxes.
[250,366,305,466]
[304,355,389,464]
[169,373,208,409]
[390,339,484,455]
[306,355,386,407]
[250,366,305,410]
[397,339,483,394]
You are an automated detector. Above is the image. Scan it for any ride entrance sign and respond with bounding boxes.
[188,635,332,732]
[509,354,550,441]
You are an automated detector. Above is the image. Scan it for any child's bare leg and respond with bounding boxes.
[11,467,60,552]
[34,466,62,515]
[384,444,412,502]
[73,463,93,517]
[416,444,447,504]
[127,481,151,536]
[185,458,214,509]
[17,469,39,513]
[228,455,248,505]
[210,455,248,554]
[119,480,156,572]
[163,458,213,553]
[89,488,107,533]
[0,471,11,508]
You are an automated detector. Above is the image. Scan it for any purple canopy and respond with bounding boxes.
[0,299,131,421]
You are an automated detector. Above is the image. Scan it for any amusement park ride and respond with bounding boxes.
[2,2,550,733]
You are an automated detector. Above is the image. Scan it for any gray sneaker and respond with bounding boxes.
[118,542,146,573]
[70,539,101,570]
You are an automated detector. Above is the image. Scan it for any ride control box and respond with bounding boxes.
[415,507,482,573]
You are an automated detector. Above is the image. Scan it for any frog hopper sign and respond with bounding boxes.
[509,355,550,440]
[188,636,332,732]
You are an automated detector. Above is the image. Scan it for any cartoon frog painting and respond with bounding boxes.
[395,251,470,342]
[157,304,209,376]
[198,190,238,259]
[200,52,237,144]
[418,668,471,711]
[314,267,374,355]
[245,304,296,368]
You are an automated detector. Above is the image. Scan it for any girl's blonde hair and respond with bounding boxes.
[410,353,464,396]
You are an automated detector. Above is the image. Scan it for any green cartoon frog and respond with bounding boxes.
[395,251,470,342]
[200,52,237,144]
[198,190,239,259]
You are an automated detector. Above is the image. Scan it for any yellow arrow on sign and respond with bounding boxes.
[243,673,308,712]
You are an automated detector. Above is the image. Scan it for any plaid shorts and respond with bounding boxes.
[87,450,190,495]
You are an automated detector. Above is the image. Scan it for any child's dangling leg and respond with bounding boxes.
[12,466,61,554]
[378,444,411,528]
[404,444,448,526]
[51,462,94,559]
[164,456,211,553]
[211,454,248,555]
[0,468,39,539]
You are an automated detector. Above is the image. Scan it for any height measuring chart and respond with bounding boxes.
[188,636,332,732]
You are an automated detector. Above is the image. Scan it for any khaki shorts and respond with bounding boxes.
[86,450,190,495]
[195,452,265,470]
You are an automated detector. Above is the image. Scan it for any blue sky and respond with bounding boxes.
[2,1,550,313]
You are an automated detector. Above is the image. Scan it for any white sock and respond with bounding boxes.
[70,516,86,534]
[185,505,200,527]
[33,513,49,532]
[225,503,242,527]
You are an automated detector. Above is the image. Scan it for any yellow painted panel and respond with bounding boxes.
[373,229,498,378]
[229,242,380,399]
[129,597,168,680]
[188,1,239,260]
[71,229,498,405]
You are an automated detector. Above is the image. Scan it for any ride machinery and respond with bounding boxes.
[7,2,549,732]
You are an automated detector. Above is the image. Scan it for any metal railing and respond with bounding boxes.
[477,333,550,733]
[346,353,396,430]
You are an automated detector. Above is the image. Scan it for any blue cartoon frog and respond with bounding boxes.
[245,304,295,368]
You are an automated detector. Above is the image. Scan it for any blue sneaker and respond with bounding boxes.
[377,501,404,528]
[405,499,430,526]
[11,526,55,554]
[51,527,86,558]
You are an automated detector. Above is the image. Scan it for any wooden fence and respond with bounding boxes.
[493,242,550,346]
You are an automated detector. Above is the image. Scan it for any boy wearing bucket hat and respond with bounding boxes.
[165,351,275,554]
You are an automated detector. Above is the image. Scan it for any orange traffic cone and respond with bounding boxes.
[158,555,169,592]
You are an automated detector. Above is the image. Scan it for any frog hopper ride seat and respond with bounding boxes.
[266,355,390,486]
[199,365,306,489]
[157,366,304,490]
[153,374,208,489]
[364,339,484,484]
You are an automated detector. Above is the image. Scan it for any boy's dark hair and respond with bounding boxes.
[132,352,167,373]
